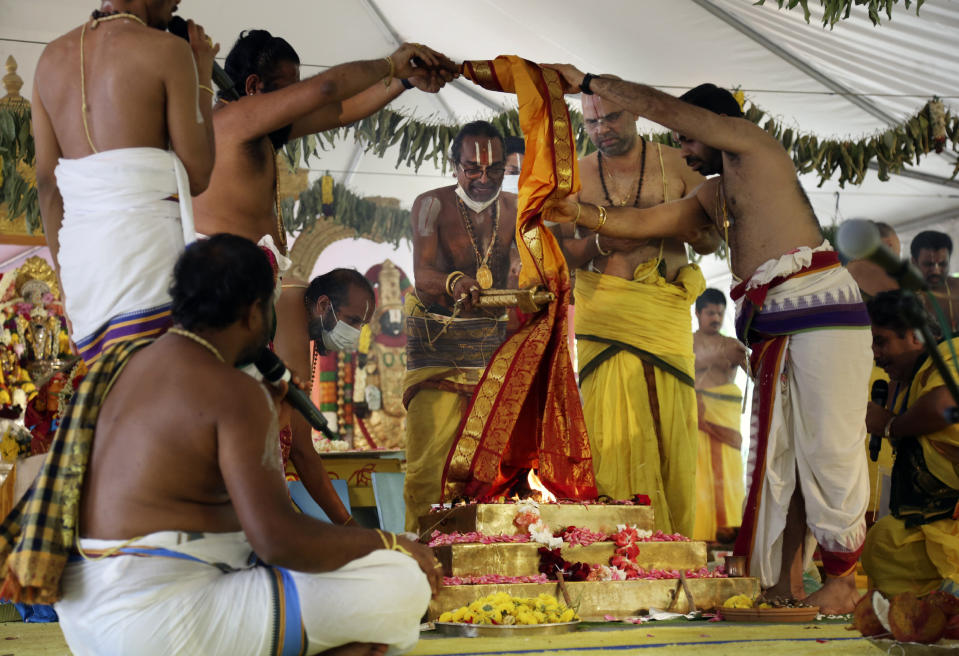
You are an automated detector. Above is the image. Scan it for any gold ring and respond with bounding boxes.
[205,36,213,46]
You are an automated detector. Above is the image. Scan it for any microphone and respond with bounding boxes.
[254,349,339,441]
[837,219,928,291]
[869,379,890,462]
[168,17,240,101]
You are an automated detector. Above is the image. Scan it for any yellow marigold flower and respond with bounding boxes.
[438,611,453,623]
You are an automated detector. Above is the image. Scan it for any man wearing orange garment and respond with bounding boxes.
[403,121,517,530]
[692,288,747,543]
[557,89,719,537]
[541,74,871,614]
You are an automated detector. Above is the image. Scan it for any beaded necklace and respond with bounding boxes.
[455,196,499,289]
[598,137,646,207]
[168,327,225,363]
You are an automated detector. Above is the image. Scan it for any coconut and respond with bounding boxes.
[926,591,959,617]
[888,592,947,644]
[852,593,886,636]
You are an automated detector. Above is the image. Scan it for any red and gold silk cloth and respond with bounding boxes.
[441,57,597,502]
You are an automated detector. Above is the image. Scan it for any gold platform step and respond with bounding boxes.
[435,540,707,578]
[420,503,655,536]
[430,577,761,621]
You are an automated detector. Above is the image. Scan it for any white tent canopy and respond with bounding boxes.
[1,0,957,285]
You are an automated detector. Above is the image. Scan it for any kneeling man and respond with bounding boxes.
[863,290,959,597]
[1,235,439,656]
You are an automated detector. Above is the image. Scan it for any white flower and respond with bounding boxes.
[12,388,26,410]
[0,330,11,346]
[528,519,563,550]
[515,498,540,514]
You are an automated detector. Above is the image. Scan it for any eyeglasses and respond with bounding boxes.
[584,111,625,128]
[458,161,507,179]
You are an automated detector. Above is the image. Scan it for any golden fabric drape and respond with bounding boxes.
[441,57,596,501]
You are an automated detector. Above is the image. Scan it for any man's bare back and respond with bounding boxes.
[32,6,216,261]
[80,335,275,539]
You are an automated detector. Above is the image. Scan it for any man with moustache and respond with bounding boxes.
[542,75,872,613]
[403,121,517,530]
[692,288,747,543]
[273,268,375,523]
[910,230,959,332]
[556,89,718,537]
[32,0,217,364]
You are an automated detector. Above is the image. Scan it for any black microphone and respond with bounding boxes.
[837,219,928,291]
[254,349,339,441]
[869,379,890,462]
[168,17,240,101]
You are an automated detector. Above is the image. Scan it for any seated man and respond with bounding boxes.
[863,290,959,597]
[0,235,439,655]
[274,268,375,522]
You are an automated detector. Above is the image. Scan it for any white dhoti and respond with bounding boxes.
[54,531,430,656]
[55,148,196,364]
[732,243,872,585]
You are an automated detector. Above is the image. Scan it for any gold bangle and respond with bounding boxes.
[383,55,395,88]
[445,271,465,297]
[343,515,355,526]
[592,205,608,233]
[572,202,582,226]
[389,532,413,557]
[198,84,215,97]
[595,233,611,256]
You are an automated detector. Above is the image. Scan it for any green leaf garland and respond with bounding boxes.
[755,0,925,28]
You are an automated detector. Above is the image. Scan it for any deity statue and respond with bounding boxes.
[352,260,411,450]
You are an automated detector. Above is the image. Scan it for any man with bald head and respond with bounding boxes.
[557,90,719,537]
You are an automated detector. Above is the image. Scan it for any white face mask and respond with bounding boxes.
[321,305,362,352]
[501,174,520,194]
[455,183,500,213]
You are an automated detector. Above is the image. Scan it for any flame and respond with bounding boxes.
[527,470,557,503]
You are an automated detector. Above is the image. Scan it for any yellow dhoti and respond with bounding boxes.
[575,262,705,536]
[862,514,959,596]
[402,295,505,531]
[862,339,959,596]
[693,383,745,542]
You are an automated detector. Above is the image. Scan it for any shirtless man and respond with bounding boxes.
[274,269,374,522]
[543,73,872,613]
[32,0,217,363]
[910,230,959,331]
[402,121,517,529]
[692,288,747,543]
[557,91,718,536]
[48,235,439,655]
[193,31,455,252]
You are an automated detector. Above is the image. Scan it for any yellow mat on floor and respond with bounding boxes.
[4,620,881,655]
[409,623,879,656]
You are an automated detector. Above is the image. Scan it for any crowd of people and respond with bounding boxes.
[0,0,956,653]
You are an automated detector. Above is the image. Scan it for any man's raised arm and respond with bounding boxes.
[545,64,770,157]
[219,43,454,144]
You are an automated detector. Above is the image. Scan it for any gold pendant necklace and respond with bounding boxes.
[455,197,499,289]
[169,327,225,363]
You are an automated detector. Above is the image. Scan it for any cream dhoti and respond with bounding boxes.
[55,531,430,656]
[55,148,197,364]
[731,243,872,586]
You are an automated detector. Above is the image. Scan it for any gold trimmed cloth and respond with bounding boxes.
[442,56,596,502]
